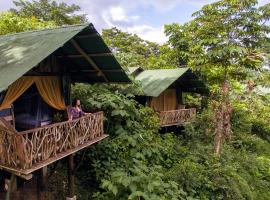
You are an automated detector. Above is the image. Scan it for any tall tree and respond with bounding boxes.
[0,12,56,35]
[180,0,269,155]
[102,27,176,69]
[10,0,87,25]
[164,23,190,66]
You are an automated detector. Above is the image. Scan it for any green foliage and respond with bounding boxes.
[70,83,270,200]
[0,11,56,35]
[115,52,146,68]
[182,93,202,110]
[72,84,188,199]
[102,27,160,57]
[166,106,270,200]
[95,163,185,200]
[164,23,190,66]
[0,0,86,35]
[167,143,270,200]
[187,0,269,90]
[10,0,87,25]
[102,27,176,69]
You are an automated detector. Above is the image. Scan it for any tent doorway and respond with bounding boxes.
[13,84,53,131]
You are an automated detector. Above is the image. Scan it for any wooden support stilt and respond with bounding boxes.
[37,173,41,200]
[67,154,76,200]
[5,174,16,200]
[41,167,48,191]
[37,167,48,200]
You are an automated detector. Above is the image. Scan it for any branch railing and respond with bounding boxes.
[0,112,104,172]
[158,108,196,127]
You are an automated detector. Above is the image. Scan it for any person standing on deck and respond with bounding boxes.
[69,99,88,120]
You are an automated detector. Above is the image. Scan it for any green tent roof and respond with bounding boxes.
[135,68,188,97]
[133,68,207,97]
[0,24,130,93]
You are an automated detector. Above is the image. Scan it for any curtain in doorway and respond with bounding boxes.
[35,77,66,110]
[0,77,36,110]
[0,76,66,111]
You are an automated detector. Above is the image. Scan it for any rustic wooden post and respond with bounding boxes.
[37,167,48,200]
[67,154,76,200]
[5,174,16,200]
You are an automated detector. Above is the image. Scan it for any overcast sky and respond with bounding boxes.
[0,0,268,43]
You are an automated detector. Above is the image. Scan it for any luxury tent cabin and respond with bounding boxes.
[128,67,207,127]
[0,24,130,199]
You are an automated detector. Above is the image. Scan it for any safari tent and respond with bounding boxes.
[0,24,130,199]
[128,67,207,127]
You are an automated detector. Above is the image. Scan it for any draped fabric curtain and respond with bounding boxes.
[0,77,36,110]
[35,77,66,110]
[0,76,66,111]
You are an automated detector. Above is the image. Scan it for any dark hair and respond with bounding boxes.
[72,99,80,107]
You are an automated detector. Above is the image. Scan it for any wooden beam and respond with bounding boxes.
[0,167,33,180]
[70,39,109,82]
[57,53,113,58]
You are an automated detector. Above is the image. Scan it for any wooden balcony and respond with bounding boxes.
[0,112,107,175]
[158,108,196,127]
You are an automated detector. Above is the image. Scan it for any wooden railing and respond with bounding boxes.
[0,112,107,174]
[158,108,196,127]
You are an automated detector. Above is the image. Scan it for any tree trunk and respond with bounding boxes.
[67,154,76,200]
[213,80,233,156]
[5,174,16,200]
[213,101,224,156]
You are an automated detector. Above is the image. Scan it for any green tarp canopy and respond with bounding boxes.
[130,68,207,97]
[0,24,130,93]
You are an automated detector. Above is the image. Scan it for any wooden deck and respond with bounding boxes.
[158,108,196,127]
[0,112,107,175]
